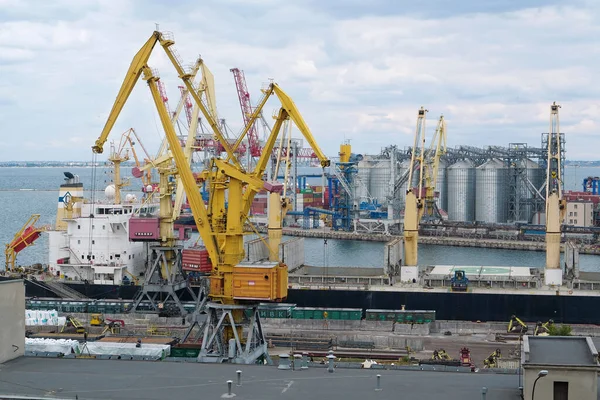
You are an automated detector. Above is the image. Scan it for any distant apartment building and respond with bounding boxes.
[565,201,594,227]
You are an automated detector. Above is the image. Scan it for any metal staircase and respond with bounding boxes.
[39,281,87,299]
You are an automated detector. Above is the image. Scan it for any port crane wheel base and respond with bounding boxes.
[196,302,273,365]
[131,245,197,317]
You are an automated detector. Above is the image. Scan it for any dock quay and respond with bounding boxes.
[281,228,600,255]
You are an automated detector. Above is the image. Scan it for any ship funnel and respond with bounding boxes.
[55,172,84,231]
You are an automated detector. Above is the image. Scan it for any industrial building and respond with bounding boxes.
[522,335,599,400]
[297,137,559,234]
[0,280,25,364]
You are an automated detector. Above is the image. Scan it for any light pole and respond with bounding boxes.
[532,370,548,400]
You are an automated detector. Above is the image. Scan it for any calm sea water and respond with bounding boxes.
[1,166,599,271]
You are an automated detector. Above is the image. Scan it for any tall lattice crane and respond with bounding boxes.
[91,30,329,364]
[544,102,566,286]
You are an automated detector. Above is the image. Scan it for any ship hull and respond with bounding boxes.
[11,277,600,325]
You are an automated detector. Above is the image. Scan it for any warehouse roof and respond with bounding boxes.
[524,336,598,367]
[0,357,519,400]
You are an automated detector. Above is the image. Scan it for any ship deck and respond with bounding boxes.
[0,357,519,400]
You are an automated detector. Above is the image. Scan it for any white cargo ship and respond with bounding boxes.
[47,171,158,285]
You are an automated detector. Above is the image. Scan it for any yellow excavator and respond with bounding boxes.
[507,315,528,334]
[483,349,501,368]
[431,349,451,361]
[534,319,554,336]
[60,316,86,334]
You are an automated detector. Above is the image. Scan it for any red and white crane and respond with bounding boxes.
[231,67,262,157]
[230,67,319,161]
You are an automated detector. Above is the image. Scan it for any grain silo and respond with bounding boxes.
[447,160,476,221]
[369,160,392,205]
[475,158,509,223]
[435,159,448,212]
[356,159,371,203]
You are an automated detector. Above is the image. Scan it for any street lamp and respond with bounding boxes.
[532,370,548,399]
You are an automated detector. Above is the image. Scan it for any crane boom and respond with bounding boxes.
[544,101,566,286]
[423,115,447,219]
[231,68,261,157]
[93,34,160,154]
[404,107,428,267]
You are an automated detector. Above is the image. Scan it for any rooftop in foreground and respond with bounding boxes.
[0,357,519,400]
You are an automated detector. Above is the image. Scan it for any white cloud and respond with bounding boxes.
[0,0,599,161]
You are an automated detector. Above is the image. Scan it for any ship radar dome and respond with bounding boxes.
[145,185,153,193]
[104,184,116,200]
[125,193,137,203]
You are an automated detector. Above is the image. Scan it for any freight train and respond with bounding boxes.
[25,298,435,324]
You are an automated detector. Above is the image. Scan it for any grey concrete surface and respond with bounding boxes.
[0,357,520,400]
[527,336,598,366]
[0,280,25,364]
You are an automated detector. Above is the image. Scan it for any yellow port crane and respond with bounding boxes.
[403,107,428,269]
[403,110,446,276]
[544,102,566,286]
[91,30,329,364]
[421,115,447,221]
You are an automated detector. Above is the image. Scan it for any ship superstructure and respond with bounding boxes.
[47,171,158,285]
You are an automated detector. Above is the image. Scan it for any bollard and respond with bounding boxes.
[278,353,291,370]
[375,374,382,391]
[481,387,487,400]
[221,380,235,398]
[327,354,335,373]
[236,370,242,386]
[301,352,309,370]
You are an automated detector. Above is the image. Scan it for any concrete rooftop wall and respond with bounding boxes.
[0,280,25,363]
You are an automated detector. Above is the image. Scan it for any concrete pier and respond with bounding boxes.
[282,228,600,255]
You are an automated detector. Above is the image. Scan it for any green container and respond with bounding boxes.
[327,310,340,320]
[366,309,386,321]
[292,309,306,319]
[171,347,201,358]
[395,313,406,323]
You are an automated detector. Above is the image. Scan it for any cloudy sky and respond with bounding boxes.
[1,0,598,161]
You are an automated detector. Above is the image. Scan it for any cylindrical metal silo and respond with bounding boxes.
[521,159,544,223]
[356,159,371,203]
[435,159,447,212]
[369,160,391,205]
[475,159,509,223]
[447,160,476,221]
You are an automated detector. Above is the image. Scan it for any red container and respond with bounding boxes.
[182,247,212,272]
[129,217,160,241]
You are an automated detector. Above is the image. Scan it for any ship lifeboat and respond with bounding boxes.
[10,226,42,253]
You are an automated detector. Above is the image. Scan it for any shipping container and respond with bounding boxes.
[182,247,212,272]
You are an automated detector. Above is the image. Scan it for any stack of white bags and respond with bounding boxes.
[25,309,67,326]
[25,338,80,354]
